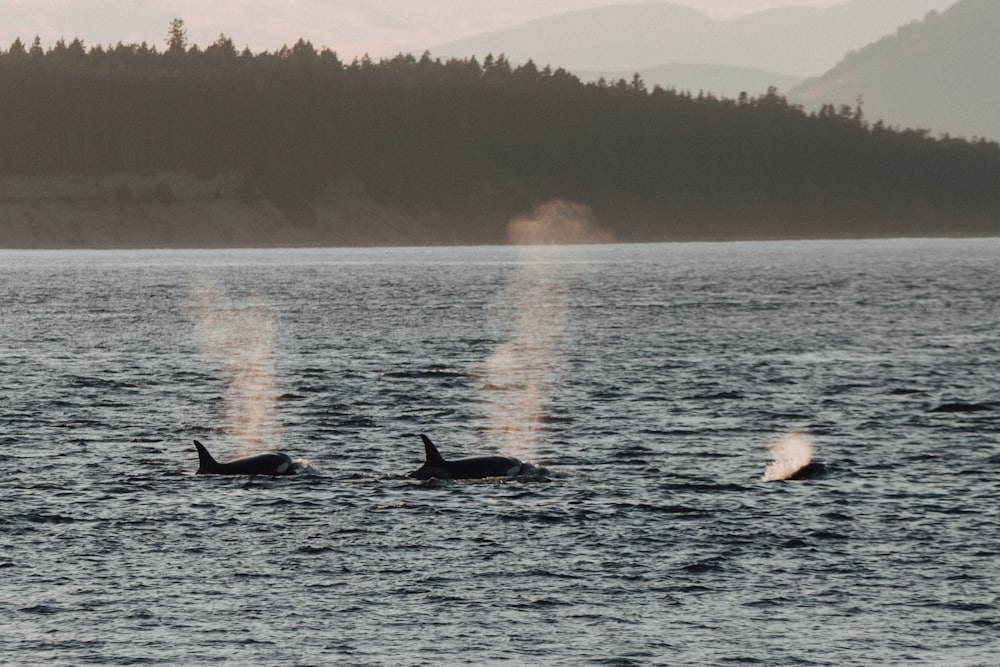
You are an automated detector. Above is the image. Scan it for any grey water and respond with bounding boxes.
[1,240,998,666]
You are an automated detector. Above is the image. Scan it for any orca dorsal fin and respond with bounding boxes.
[420,434,447,466]
[193,440,218,474]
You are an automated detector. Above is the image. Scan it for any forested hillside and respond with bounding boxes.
[2,29,999,245]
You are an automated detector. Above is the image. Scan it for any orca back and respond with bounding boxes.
[787,461,829,481]
[193,440,296,476]
[444,455,524,480]
[411,434,523,480]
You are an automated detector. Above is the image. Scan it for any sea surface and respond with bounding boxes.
[1,240,998,666]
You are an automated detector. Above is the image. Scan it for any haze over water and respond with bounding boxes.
[1,239,998,665]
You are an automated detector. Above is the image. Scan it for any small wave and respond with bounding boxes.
[292,458,321,475]
[628,503,708,517]
[510,598,573,610]
[690,391,744,400]
[19,605,61,615]
[480,382,522,391]
[335,415,378,428]
[522,568,585,580]
[67,375,139,391]
[382,368,474,379]
[810,530,848,541]
[929,401,996,413]
[373,502,408,511]
[780,538,810,549]
[653,504,708,516]
[640,428,700,436]
[682,558,726,573]
[20,512,78,524]
[413,471,550,487]
[591,656,658,667]
[660,482,748,493]
[297,544,336,554]
[744,596,797,608]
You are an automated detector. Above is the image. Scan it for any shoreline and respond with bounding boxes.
[0,171,467,249]
[2,171,998,249]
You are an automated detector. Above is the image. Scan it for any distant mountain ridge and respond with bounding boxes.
[790,0,1000,140]
[430,0,958,79]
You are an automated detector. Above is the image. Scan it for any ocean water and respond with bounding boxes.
[0,240,998,666]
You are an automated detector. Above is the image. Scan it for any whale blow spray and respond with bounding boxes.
[480,200,612,459]
[760,430,817,482]
[186,278,283,454]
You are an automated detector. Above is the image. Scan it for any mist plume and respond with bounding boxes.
[760,430,815,482]
[507,200,615,246]
[185,278,283,454]
[480,200,610,459]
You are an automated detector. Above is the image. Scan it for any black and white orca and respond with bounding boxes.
[193,440,297,476]
[409,434,526,480]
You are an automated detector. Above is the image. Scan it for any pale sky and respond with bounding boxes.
[1,0,854,59]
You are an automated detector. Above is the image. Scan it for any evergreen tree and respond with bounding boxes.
[166,18,187,54]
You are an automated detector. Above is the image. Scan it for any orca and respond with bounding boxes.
[193,440,297,476]
[409,434,525,480]
[785,461,829,481]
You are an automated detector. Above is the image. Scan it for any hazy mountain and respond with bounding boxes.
[790,0,1000,140]
[576,63,804,98]
[430,0,958,79]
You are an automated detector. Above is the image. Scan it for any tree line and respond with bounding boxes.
[1,24,999,242]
